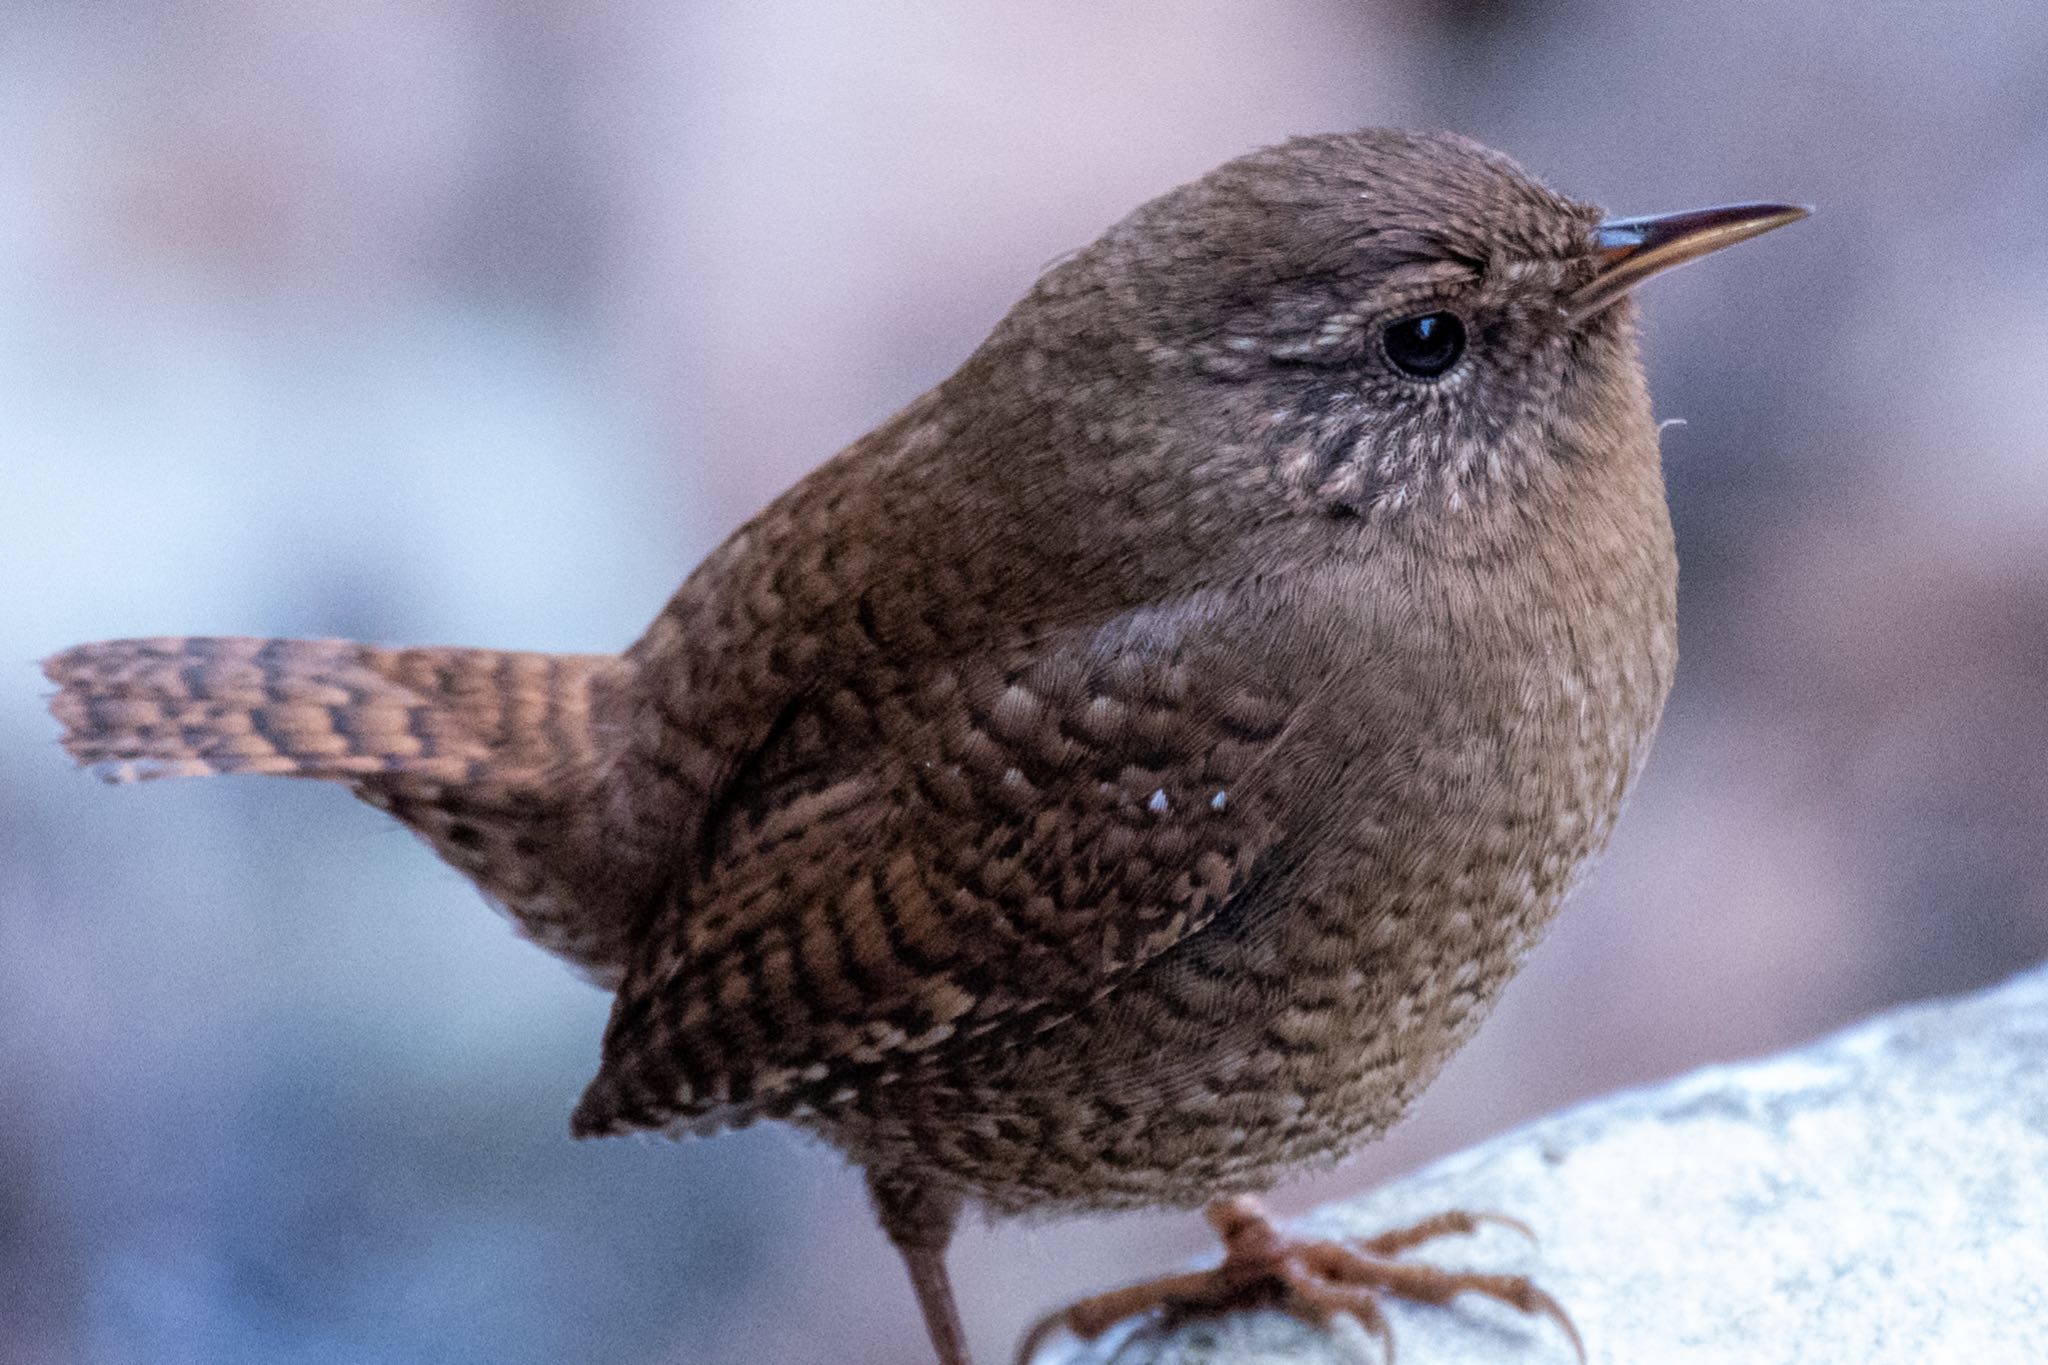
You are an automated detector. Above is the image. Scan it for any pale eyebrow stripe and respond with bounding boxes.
[1381,258,1481,290]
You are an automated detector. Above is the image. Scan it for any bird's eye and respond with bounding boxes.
[1381,312,1466,379]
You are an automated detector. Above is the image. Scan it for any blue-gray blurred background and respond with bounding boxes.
[4,3,2045,1362]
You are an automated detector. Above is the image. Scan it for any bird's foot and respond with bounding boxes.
[1016,1196,1583,1364]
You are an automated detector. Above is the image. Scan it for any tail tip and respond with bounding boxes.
[83,757,215,784]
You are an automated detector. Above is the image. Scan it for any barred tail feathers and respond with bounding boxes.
[41,635,620,785]
[43,636,632,979]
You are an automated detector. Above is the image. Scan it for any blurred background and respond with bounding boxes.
[3,2,2045,1362]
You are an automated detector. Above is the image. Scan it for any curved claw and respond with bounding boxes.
[1011,1304,1070,1365]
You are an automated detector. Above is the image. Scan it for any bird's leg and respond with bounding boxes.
[868,1167,973,1365]
[1015,1196,1583,1364]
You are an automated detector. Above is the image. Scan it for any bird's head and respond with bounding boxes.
[993,129,1803,550]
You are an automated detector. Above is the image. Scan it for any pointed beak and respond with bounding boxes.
[1566,202,1810,323]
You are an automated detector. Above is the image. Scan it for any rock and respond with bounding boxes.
[1028,964,2048,1364]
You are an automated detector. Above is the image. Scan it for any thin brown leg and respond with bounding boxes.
[868,1167,973,1365]
[902,1240,973,1365]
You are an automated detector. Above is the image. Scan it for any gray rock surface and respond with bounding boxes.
[1030,965,2048,1364]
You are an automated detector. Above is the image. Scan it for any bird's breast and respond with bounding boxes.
[1277,512,1679,1128]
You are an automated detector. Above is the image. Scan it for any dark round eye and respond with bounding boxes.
[1381,311,1467,379]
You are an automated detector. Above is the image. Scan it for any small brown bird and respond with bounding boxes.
[43,130,1804,1364]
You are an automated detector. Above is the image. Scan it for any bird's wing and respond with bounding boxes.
[572,609,1303,1137]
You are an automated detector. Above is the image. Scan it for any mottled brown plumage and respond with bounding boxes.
[43,130,1804,1364]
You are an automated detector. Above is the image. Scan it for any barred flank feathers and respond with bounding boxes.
[43,636,632,980]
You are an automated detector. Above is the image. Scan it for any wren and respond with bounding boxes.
[44,129,1805,1364]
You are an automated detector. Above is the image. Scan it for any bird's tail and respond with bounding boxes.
[42,636,634,979]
